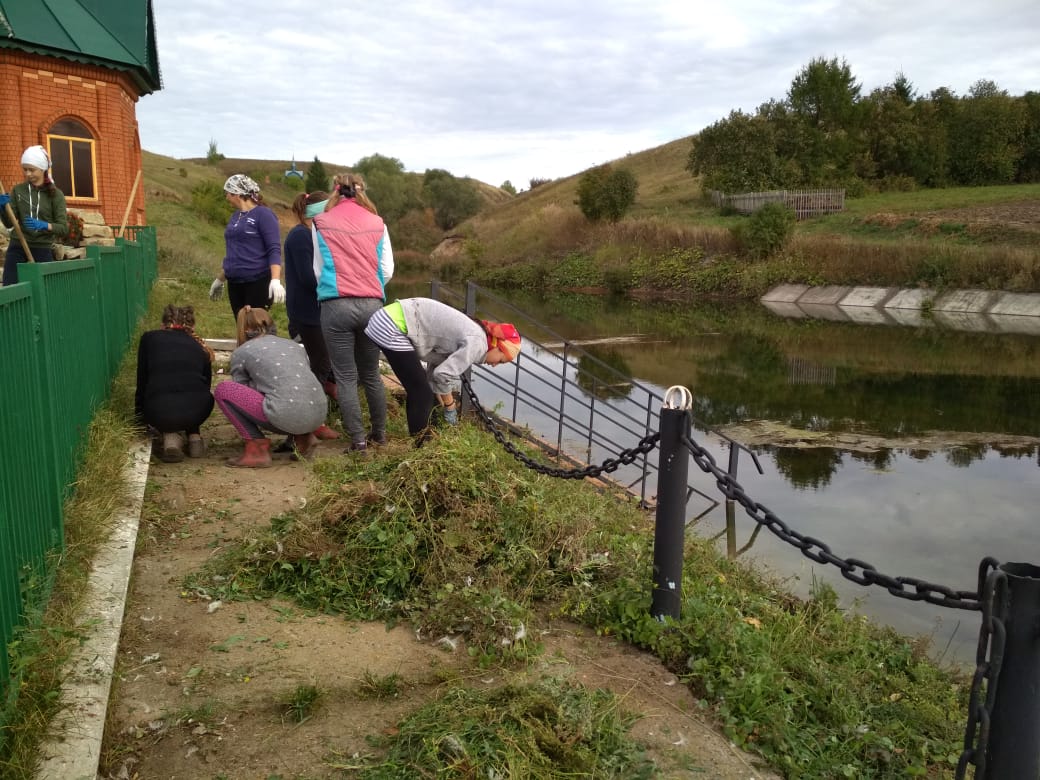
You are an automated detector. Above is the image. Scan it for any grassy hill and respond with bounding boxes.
[142,133,1040,310]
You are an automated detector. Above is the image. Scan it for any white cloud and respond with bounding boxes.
[139,0,1040,188]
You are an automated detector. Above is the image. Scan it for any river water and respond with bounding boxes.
[387,281,1040,667]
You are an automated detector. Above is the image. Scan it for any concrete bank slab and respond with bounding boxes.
[798,285,850,305]
[760,284,810,303]
[839,287,898,308]
[884,289,936,310]
[931,289,999,313]
[35,441,151,780]
[989,292,1040,318]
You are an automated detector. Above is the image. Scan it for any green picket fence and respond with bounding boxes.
[0,228,156,721]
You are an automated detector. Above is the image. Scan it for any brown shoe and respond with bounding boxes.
[313,424,340,440]
[160,432,184,463]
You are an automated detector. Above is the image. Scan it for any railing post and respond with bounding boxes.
[651,386,693,621]
[459,281,479,416]
[985,562,1040,777]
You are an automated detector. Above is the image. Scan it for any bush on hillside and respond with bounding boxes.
[732,201,796,259]
[190,180,233,225]
[576,165,638,223]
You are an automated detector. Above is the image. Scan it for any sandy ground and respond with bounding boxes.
[98,404,778,780]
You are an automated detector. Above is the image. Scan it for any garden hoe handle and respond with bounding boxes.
[0,178,34,263]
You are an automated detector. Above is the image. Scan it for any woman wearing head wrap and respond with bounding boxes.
[364,297,521,444]
[0,145,68,285]
[135,304,215,462]
[312,173,394,452]
[213,306,328,467]
[208,174,284,320]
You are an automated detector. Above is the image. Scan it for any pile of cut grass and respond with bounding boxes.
[189,422,968,778]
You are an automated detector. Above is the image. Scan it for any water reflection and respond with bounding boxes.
[575,347,634,401]
[392,281,1040,666]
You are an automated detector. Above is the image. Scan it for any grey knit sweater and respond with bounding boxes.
[228,335,327,434]
[398,298,488,394]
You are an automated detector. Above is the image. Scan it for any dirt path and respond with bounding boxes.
[99,409,779,779]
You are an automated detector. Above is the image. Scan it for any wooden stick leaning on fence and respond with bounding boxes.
[118,170,142,239]
[0,178,35,262]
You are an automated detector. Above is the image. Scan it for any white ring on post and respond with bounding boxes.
[663,385,693,410]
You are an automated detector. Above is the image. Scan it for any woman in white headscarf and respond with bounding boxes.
[207,174,284,320]
[0,145,68,285]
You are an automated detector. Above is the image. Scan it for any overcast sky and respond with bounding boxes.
[137,0,1040,189]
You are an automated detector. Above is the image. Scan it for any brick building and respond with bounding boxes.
[0,0,161,227]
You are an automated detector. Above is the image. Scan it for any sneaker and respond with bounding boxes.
[367,432,387,447]
[187,435,206,458]
[273,436,294,454]
[345,440,368,454]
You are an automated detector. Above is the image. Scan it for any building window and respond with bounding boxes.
[47,119,97,200]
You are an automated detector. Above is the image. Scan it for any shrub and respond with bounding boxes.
[190,180,233,225]
[575,165,638,223]
[733,201,796,259]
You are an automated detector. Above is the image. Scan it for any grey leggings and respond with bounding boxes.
[320,296,387,445]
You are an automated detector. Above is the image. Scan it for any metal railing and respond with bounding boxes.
[0,229,156,730]
[429,280,757,512]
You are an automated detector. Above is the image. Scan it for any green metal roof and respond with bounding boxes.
[0,0,161,94]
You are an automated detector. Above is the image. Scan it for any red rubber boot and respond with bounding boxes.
[226,438,272,468]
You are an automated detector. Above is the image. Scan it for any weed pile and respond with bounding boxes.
[356,679,655,778]
[190,423,968,778]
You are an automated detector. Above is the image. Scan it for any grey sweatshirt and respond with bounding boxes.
[398,298,488,394]
[228,335,327,434]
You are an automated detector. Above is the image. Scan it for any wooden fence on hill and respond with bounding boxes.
[710,188,845,219]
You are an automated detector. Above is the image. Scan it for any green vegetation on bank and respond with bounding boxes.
[185,424,967,777]
[0,404,138,777]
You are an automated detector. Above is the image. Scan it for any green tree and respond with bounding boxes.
[422,169,481,230]
[785,56,866,183]
[500,180,517,195]
[948,80,1026,185]
[206,139,224,165]
[687,110,782,192]
[1017,91,1040,182]
[353,153,422,223]
[575,165,638,223]
[306,156,330,193]
[865,74,924,182]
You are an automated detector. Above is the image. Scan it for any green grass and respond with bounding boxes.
[0,401,138,777]
[186,424,968,778]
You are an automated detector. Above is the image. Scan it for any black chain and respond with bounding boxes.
[679,428,983,611]
[461,378,660,479]
[956,558,1008,779]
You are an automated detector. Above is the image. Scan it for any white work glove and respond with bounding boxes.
[268,278,285,305]
[209,278,224,301]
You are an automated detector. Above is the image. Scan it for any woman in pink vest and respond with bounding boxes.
[311,174,394,452]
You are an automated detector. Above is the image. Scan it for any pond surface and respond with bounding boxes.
[386,280,1040,667]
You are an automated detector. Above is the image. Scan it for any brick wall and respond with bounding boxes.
[0,50,147,227]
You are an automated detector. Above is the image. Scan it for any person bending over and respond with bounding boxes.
[364,297,521,445]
